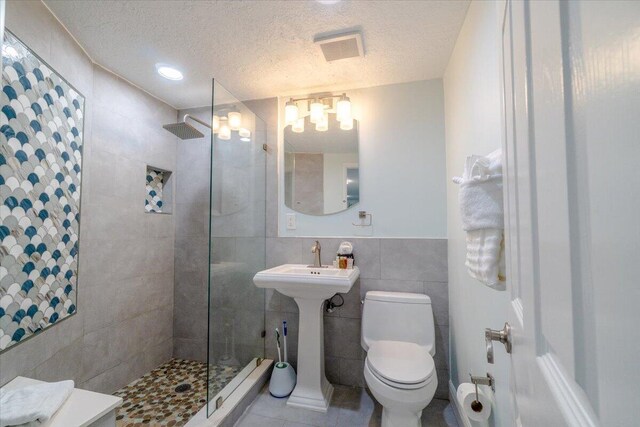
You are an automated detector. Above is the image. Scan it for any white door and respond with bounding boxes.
[501,1,640,426]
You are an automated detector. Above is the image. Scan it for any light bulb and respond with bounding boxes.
[239,128,251,138]
[316,113,328,132]
[228,111,242,131]
[218,119,231,140]
[336,94,351,122]
[285,100,299,125]
[340,117,353,130]
[292,118,305,133]
[212,115,220,133]
[309,100,325,124]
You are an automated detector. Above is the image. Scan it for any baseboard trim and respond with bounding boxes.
[449,380,472,427]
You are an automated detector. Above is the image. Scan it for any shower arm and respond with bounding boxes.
[183,114,212,130]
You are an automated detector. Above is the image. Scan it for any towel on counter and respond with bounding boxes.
[0,380,74,427]
[453,149,506,289]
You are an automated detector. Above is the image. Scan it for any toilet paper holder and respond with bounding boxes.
[469,373,495,392]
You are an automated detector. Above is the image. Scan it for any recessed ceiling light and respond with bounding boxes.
[316,0,341,4]
[156,64,183,81]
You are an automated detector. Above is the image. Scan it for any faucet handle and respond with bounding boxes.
[311,240,321,252]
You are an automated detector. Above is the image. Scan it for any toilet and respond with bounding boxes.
[361,291,437,427]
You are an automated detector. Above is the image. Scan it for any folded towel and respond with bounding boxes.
[453,149,506,288]
[465,229,506,290]
[453,150,504,231]
[0,380,74,427]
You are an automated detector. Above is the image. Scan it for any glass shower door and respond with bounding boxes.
[206,79,266,416]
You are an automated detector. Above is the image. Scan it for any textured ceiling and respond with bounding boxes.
[44,0,469,109]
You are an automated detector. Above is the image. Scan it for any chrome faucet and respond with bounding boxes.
[309,240,324,268]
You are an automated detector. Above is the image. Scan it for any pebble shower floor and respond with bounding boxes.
[113,358,241,426]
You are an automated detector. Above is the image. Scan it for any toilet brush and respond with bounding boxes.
[269,323,297,398]
[283,321,288,363]
[275,328,282,365]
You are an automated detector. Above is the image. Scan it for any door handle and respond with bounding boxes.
[485,323,512,364]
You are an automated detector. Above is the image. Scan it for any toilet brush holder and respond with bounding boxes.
[269,362,296,398]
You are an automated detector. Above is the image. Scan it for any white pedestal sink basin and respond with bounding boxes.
[253,264,360,412]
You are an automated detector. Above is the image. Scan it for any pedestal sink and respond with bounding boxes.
[253,264,360,412]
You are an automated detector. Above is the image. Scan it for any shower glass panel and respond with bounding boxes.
[207,79,266,416]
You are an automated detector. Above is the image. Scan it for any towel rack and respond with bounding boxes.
[352,210,372,227]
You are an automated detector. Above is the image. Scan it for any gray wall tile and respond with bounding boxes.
[266,238,303,267]
[424,281,449,326]
[381,239,448,282]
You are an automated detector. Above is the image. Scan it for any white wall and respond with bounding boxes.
[278,79,447,238]
[444,1,513,426]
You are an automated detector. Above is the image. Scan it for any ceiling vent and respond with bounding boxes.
[314,31,364,62]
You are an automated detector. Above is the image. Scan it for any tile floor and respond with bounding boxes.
[234,384,459,427]
[114,358,241,427]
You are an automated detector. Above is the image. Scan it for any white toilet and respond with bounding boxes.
[361,291,437,427]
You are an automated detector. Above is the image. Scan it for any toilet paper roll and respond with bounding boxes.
[457,382,493,422]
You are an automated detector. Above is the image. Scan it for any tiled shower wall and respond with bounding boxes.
[0,1,177,393]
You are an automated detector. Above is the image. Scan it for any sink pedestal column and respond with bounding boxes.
[286,297,334,412]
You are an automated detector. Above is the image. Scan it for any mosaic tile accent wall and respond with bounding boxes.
[0,30,84,352]
[145,168,164,213]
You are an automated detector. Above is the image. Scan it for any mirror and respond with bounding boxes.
[284,114,359,215]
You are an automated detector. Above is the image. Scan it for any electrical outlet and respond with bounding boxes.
[286,213,296,230]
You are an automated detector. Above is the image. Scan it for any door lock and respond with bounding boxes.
[485,323,512,364]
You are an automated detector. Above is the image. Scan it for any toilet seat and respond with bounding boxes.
[366,340,435,390]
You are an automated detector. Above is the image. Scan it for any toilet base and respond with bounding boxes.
[381,408,422,427]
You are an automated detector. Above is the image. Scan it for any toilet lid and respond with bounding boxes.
[367,341,435,387]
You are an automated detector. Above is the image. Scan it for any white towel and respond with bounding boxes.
[453,150,504,231]
[453,149,506,288]
[0,380,74,427]
[465,229,506,290]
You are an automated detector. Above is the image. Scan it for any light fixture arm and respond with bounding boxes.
[289,93,345,103]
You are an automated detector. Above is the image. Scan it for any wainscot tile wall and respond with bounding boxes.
[0,0,177,393]
[264,237,450,399]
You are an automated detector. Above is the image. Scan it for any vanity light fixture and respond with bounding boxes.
[218,118,231,140]
[340,117,354,131]
[309,99,325,124]
[239,128,251,141]
[285,92,354,133]
[292,117,305,133]
[316,112,329,132]
[210,109,250,141]
[285,99,299,125]
[336,94,351,122]
[212,115,220,133]
[228,111,242,131]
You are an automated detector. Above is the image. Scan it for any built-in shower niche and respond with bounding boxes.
[145,166,173,214]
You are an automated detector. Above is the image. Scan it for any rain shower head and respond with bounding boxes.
[162,122,204,140]
[162,114,211,140]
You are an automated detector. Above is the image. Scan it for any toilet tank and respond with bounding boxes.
[362,291,435,356]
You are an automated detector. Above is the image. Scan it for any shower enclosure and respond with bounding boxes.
[171,79,266,419]
[206,80,266,416]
